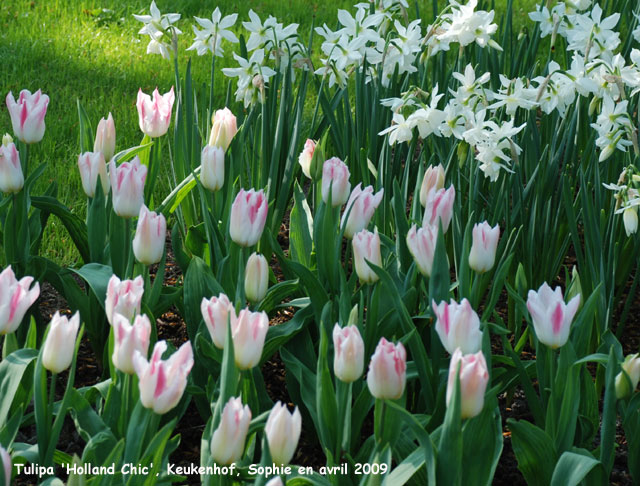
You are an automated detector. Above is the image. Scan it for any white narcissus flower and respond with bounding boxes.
[352,229,382,285]
[210,397,251,465]
[468,221,500,273]
[332,323,365,383]
[201,294,236,349]
[0,266,40,335]
[526,282,580,349]
[136,87,175,138]
[265,402,301,466]
[367,338,407,399]
[77,152,109,198]
[132,205,167,265]
[446,348,489,419]
[42,312,80,373]
[5,89,49,144]
[105,275,144,325]
[187,8,238,57]
[112,313,151,375]
[623,207,638,236]
[133,1,182,60]
[341,184,384,239]
[432,298,483,355]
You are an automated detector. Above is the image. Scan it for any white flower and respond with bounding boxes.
[187,8,238,57]
[133,1,182,60]
[379,113,414,145]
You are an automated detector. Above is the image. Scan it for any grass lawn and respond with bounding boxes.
[0,0,537,266]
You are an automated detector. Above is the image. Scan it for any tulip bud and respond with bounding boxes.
[245,253,268,303]
[210,397,252,465]
[422,186,455,233]
[352,228,382,285]
[0,445,11,485]
[265,478,284,486]
[133,340,194,415]
[468,221,500,273]
[229,189,268,247]
[136,87,175,138]
[108,157,147,218]
[333,323,365,383]
[406,224,439,277]
[526,282,580,349]
[366,338,407,400]
[615,354,640,399]
[232,309,269,370]
[200,145,225,191]
[112,313,151,375]
[432,298,483,355]
[132,205,167,265]
[77,152,109,198]
[94,113,116,162]
[341,184,384,239]
[42,311,80,373]
[201,293,237,349]
[298,139,316,179]
[6,89,49,144]
[446,348,489,419]
[321,157,351,207]
[209,108,238,151]
[0,137,24,194]
[419,164,445,207]
[265,402,301,465]
[623,207,638,236]
[0,266,40,335]
[105,275,144,325]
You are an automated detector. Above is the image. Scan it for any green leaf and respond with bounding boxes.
[0,349,37,429]
[289,182,314,267]
[599,347,617,475]
[70,263,113,310]
[462,403,503,486]
[508,419,557,486]
[550,450,600,486]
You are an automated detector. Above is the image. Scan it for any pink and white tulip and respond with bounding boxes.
[446,348,490,419]
[109,157,147,218]
[333,324,364,383]
[298,139,316,179]
[232,309,269,370]
[210,397,252,465]
[265,402,301,465]
[526,282,580,349]
[422,186,455,233]
[6,89,49,144]
[136,87,175,138]
[432,298,483,355]
[229,189,268,247]
[133,205,167,265]
[321,157,351,207]
[0,445,10,485]
[105,275,144,325]
[245,253,268,303]
[341,184,384,239]
[367,338,407,400]
[134,340,194,415]
[78,152,109,198]
[0,266,40,335]
[468,221,500,273]
[419,164,445,207]
[0,136,23,194]
[112,313,152,375]
[406,224,439,277]
[200,145,225,192]
[352,228,382,285]
[209,108,238,151]
[94,113,116,162]
[201,293,236,349]
[42,311,80,373]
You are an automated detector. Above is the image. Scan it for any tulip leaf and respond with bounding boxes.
[462,402,503,486]
[70,263,113,310]
[550,450,601,486]
[289,181,314,268]
[599,347,618,475]
[0,348,37,430]
[508,419,557,486]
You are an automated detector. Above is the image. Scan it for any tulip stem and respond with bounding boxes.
[336,380,352,457]
[375,399,387,445]
[48,373,57,426]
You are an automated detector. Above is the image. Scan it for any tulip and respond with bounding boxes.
[265,478,284,486]
[112,313,152,375]
[419,164,445,207]
[615,354,640,399]
[105,275,144,325]
[298,139,316,179]
[367,338,407,400]
[468,221,500,273]
[432,298,483,355]
[133,340,194,415]
[6,89,49,144]
[210,397,252,465]
[446,348,489,419]
[201,294,236,349]
[109,157,147,218]
[341,184,384,239]
[200,145,225,192]
[42,311,80,373]
[94,113,116,162]
[406,224,438,277]
[0,266,40,335]
[132,205,167,265]
[332,324,364,383]
[623,207,638,236]
[77,151,109,198]
[422,186,455,233]
[136,87,175,138]
[321,157,351,207]
[526,282,580,349]
[0,136,23,194]
[352,229,382,285]
[209,108,238,151]
[232,309,269,370]
[0,445,10,485]
[265,402,301,465]
[229,189,268,247]
[245,253,268,303]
